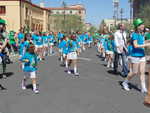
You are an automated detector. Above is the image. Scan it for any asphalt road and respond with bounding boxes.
[0,47,150,113]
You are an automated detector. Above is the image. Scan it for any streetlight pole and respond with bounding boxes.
[120,8,123,24]
[62,1,66,32]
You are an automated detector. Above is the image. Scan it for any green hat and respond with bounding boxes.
[0,19,6,24]
[9,31,15,36]
[133,18,144,28]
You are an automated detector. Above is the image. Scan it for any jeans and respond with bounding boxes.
[113,51,129,77]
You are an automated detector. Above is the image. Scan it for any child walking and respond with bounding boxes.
[20,44,39,94]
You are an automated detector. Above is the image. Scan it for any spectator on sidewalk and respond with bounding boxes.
[113,23,129,77]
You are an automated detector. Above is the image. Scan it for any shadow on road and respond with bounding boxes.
[118,81,141,92]
[0,72,14,79]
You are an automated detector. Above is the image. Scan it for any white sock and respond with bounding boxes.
[124,80,129,84]
[107,61,110,67]
[60,56,63,62]
[33,84,37,91]
[50,48,52,54]
[74,67,77,73]
[65,61,68,68]
[141,82,147,90]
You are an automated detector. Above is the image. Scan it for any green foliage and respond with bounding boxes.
[88,26,97,34]
[51,14,84,33]
[138,3,150,28]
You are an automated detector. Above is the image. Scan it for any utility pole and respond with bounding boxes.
[62,1,67,32]
[120,8,123,24]
[113,0,119,26]
[129,0,133,24]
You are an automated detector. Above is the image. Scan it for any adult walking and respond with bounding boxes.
[0,18,10,79]
[122,18,150,93]
[113,23,128,77]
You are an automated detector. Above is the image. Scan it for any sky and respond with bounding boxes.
[32,0,130,27]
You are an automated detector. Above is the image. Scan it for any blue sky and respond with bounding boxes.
[33,0,130,27]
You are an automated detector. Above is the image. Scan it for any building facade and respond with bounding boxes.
[0,0,86,32]
[100,19,131,31]
[47,4,86,32]
[0,0,50,32]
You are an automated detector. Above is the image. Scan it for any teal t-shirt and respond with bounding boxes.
[20,52,38,72]
[131,33,145,57]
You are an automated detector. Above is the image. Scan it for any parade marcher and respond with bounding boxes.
[58,35,69,67]
[48,32,55,55]
[20,44,39,94]
[87,33,93,48]
[67,35,79,76]
[17,28,25,44]
[113,23,129,77]
[42,32,49,56]
[106,34,115,68]
[122,18,150,93]
[0,18,12,78]
[8,31,18,55]
[33,32,44,60]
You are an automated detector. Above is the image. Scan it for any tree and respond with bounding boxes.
[50,14,84,33]
[138,3,150,28]
[88,26,97,34]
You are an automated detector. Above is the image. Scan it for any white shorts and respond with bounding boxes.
[106,50,114,55]
[63,54,67,58]
[59,49,63,53]
[35,45,43,48]
[127,56,132,63]
[44,44,48,47]
[130,56,146,64]
[24,71,36,78]
[67,52,77,60]
[49,43,54,46]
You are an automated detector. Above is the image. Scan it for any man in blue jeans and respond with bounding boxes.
[113,23,129,77]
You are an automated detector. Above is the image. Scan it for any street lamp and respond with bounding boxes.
[120,8,123,24]
[62,1,67,32]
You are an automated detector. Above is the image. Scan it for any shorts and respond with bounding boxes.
[106,50,114,55]
[63,54,67,58]
[35,45,43,48]
[127,56,132,63]
[44,44,48,47]
[24,71,36,78]
[49,43,54,46]
[59,49,63,53]
[67,52,77,60]
[130,56,146,64]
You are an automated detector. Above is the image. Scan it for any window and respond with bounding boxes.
[79,10,82,14]
[25,7,28,17]
[70,10,72,14]
[56,11,59,14]
[0,6,6,14]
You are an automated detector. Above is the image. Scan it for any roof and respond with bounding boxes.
[0,0,50,11]
[46,4,85,11]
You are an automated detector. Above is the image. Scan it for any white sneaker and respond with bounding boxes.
[34,89,39,94]
[122,81,130,91]
[141,88,148,93]
[111,63,114,68]
[74,72,79,76]
[2,74,7,79]
[107,64,110,68]
[21,85,26,90]
[67,71,71,74]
